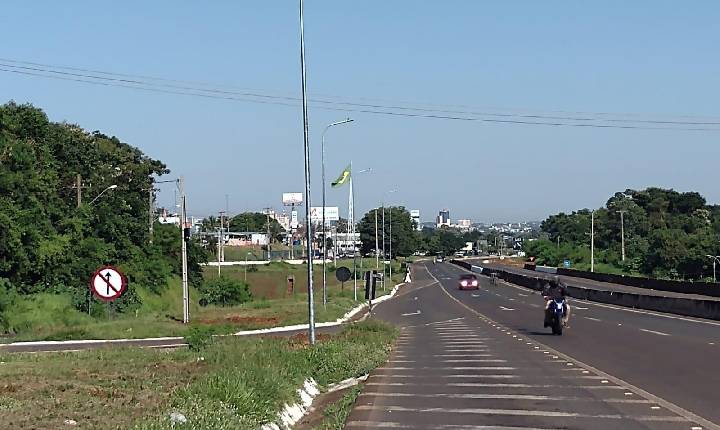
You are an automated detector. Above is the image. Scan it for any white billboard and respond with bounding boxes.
[310,206,340,222]
[410,210,420,218]
[282,192,303,206]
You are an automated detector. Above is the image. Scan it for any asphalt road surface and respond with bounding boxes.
[346,261,720,430]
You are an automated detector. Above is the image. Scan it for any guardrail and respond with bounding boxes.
[449,259,720,321]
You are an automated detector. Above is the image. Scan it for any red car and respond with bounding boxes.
[458,274,479,290]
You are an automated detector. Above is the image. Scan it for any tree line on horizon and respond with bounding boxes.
[524,188,720,280]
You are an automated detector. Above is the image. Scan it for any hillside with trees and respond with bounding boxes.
[524,188,720,280]
[0,102,207,331]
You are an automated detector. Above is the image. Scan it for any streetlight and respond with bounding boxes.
[350,167,372,301]
[245,251,252,283]
[591,210,595,273]
[89,185,118,205]
[321,118,354,309]
[383,189,398,290]
[299,0,316,345]
[706,255,720,282]
[617,210,627,262]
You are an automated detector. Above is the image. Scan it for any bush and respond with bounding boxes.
[185,325,216,351]
[0,278,16,332]
[197,277,252,307]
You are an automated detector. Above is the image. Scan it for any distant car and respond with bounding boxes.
[458,274,479,290]
[436,256,444,263]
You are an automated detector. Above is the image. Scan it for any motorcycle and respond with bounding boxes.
[547,297,567,335]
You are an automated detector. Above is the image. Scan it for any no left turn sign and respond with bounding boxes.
[90,266,127,301]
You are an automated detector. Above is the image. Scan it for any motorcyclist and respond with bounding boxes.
[542,276,570,327]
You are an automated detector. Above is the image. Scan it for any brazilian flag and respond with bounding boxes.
[331,165,351,188]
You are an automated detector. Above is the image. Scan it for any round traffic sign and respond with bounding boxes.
[336,267,352,283]
[89,266,127,301]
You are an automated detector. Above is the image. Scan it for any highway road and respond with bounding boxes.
[346,261,720,430]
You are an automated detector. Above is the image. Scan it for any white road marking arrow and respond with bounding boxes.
[401,310,422,316]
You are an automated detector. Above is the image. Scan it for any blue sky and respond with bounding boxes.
[2,1,719,223]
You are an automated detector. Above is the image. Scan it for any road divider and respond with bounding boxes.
[450,259,720,321]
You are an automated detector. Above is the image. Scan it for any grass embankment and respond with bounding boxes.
[0,320,395,430]
[2,259,405,342]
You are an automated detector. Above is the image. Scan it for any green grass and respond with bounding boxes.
[0,320,396,430]
[1,260,407,342]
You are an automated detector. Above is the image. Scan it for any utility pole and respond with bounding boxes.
[299,0,316,345]
[382,205,386,289]
[179,176,189,324]
[264,208,272,261]
[218,210,225,277]
[591,210,595,273]
[76,174,82,207]
[617,210,627,262]
[389,207,393,286]
[149,186,155,244]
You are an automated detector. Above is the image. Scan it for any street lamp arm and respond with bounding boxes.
[89,184,118,205]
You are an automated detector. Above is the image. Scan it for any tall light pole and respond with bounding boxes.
[383,189,398,288]
[375,208,379,273]
[245,251,251,283]
[706,255,720,283]
[617,210,627,262]
[350,167,372,301]
[299,0,316,345]
[178,176,189,324]
[321,118,353,309]
[591,210,595,273]
[88,184,118,205]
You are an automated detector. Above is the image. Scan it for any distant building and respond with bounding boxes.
[456,219,472,229]
[410,210,421,230]
[437,209,450,228]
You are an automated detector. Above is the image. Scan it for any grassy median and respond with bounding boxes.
[0,320,395,430]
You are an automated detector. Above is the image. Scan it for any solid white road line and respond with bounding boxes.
[639,328,671,336]
[365,382,626,389]
[352,405,688,422]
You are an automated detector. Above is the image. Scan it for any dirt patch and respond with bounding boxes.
[294,385,354,430]
[283,332,333,348]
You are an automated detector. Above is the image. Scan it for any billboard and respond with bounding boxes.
[282,192,303,206]
[310,206,340,222]
[410,210,420,218]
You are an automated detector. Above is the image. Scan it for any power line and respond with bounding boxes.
[2,61,719,132]
[3,57,717,124]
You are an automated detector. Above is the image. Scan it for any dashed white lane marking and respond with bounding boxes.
[353,405,689,422]
[346,420,562,429]
[377,366,516,371]
[359,392,654,403]
[433,354,494,358]
[440,359,507,363]
[639,328,671,337]
[499,306,515,311]
[574,306,589,310]
[584,317,602,322]
[366,381,627,389]
[471,293,480,297]
[425,317,465,326]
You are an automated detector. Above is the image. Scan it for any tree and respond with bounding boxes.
[0,101,202,315]
[357,206,418,257]
[229,212,285,241]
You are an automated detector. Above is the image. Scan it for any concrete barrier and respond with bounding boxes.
[450,260,720,321]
